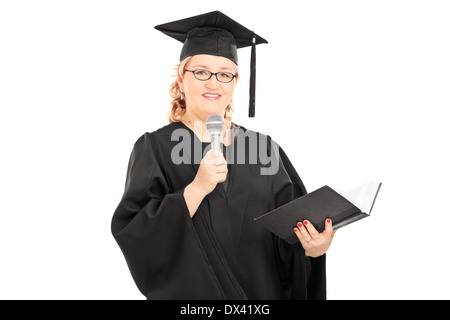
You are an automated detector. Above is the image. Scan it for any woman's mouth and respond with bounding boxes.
[202,93,221,101]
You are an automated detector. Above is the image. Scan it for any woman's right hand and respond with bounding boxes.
[192,149,228,197]
[184,149,228,218]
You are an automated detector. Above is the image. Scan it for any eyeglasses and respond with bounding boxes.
[184,69,236,83]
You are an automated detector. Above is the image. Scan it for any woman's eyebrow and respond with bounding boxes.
[191,65,234,72]
[191,64,210,69]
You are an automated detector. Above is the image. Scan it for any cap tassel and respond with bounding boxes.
[249,33,256,118]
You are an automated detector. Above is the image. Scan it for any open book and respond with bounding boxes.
[254,181,382,245]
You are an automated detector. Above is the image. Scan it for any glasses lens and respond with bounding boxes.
[217,72,234,83]
[193,70,212,80]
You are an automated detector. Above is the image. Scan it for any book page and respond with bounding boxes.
[340,181,382,214]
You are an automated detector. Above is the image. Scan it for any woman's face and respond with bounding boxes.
[179,54,238,122]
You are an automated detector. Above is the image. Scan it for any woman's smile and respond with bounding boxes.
[202,92,222,101]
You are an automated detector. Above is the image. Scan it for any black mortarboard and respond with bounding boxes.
[155,11,268,117]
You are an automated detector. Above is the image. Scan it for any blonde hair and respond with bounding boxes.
[167,57,237,124]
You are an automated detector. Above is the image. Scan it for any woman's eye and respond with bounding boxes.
[219,73,231,78]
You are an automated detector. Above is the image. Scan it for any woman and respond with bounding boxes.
[111,11,335,300]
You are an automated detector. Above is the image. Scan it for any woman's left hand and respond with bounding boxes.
[294,218,337,258]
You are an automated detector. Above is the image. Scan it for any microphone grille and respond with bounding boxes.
[205,114,224,134]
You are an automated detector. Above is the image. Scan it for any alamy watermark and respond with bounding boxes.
[170,122,280,176]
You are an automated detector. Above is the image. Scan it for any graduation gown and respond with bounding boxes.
[111,122,326,300]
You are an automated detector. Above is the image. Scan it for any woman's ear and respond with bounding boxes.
[177,57,192,93]
[176,71,184,93]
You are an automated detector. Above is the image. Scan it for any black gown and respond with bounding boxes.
[111,121,326,300]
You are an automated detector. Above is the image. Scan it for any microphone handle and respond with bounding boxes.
[210,133,221,152]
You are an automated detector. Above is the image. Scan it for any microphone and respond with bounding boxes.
[205,114,225,152]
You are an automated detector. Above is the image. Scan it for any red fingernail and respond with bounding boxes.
[327,218,331,223]
[303,221,308,225]
[297,222,302,228]
[293,228,298,233]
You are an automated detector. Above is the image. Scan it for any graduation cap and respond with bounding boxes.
[155,11,268,117]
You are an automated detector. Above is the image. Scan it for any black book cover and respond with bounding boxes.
[254,182,381,245]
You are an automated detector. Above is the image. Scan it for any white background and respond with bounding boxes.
[1,0,449,300]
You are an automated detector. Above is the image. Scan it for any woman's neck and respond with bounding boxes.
[181,115,232,146]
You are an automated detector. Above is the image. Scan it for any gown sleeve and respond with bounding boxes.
[274,143,327,300]
[111,133,225,299]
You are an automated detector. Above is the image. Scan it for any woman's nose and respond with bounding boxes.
[205,74,220,89]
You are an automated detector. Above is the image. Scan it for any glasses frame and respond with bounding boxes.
[184,69,236,83]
